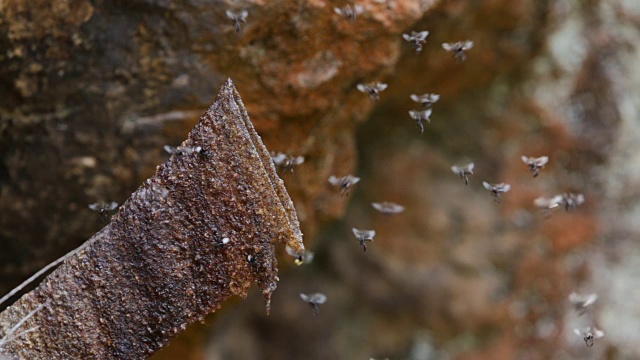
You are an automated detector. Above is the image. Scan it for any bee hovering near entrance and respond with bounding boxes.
[328,175,361,196]
[409,109,432,134]
[271,152,305,173]
[560,193,585,211]
[371,202,405,215]
[573,326,604,347]
[226,9,249,33]
[442,40,474,62]
[410,93,440,108]
[402,30,429,53]
[451,162,474,185]
[334,4,364,23]
[482,182,511,202]
[357,82,388,102]
[352,228,375,252]
[286,245,314,266]
[88,201,118,223]
[521,155,549,178]
[300,293,327,315]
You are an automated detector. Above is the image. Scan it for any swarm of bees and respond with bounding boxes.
[328,175,361,196]
[451,163,474,185]
[300,293,327,315]
[88,201,118,223]
[271,152,305,173]
[521,155,549,178]
[352,228,375,252]
[357,82,388,102]
[442,40,474,61]
[402,31,429,53]
[371,202,405,215]
[226,9,249,33]
[334,4,364,23]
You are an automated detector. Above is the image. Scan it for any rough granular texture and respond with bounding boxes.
[0,79,304,359]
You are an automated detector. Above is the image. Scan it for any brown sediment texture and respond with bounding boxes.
[0,79,303,359]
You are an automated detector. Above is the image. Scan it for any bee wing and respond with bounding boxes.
[466,162,474,172]
[300,293,310,302]
[534,196,553,208]
[416,31,429,40]
[293,156,305,165]
[442,43,454,51]
[393,204,406,213]
[239,9,249,20]
[356,84,368,93]
[353,4,364,15]
[402,33,412,41]
[538,156,549,166]
[451,165,460,174]
[106,202,118,211]
[328,176,339,185]
[583,293,598,307]
[311,293,327,304]
[431,94,440,102]
[88,203,100,211]
[286,245,299,257]
[303,252,315,264]
[371,203,383,211]
[348,175,361,184]
[226,9,235,19]
[575,194,585,205]
[163,145,177,154]
[376,83,388,91]
[593,328,605,338]
[410,94,421,103]
[501,184,511,192]
[463,41,474,50]
[521,155,530,164]
[366,230,376,239]
[352,227,362,238]
[409,110,417,119]
[482,181,493,191]
[334,7,344,15]
[573,328,583,337]
[568,292,581,304]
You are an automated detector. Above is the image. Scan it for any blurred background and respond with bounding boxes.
[2,0,640,359]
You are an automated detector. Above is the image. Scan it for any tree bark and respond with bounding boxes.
[0,79,304,359]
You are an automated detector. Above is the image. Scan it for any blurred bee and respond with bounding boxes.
[451,162,474,185]
[409,109,432,134]
[328,175,361,196]
[164,144,205,156]
[521,155,549,178]
[568,292,597,316]
[410,93,440,108]
[334,4,364,23]
[357,82,388,102]
[226,9,248,33]
[215,237,230,249]
[88,201,118,223]
[573,326,604,347]
[352,228,375,252]
[371,202,405,215]
[402,30,429,53]
[286,245,315,265]
[533,195,563,210]
[271,152,305,173]
[482,182,511,202]
[561,193,585,211]
[300,292,327,315]
[442,40,474,62]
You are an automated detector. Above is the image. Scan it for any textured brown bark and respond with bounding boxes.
[0,79,303,359]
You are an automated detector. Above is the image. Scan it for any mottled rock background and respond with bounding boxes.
[1,0,640,359]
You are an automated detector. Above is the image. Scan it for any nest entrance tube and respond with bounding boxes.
[0,79,304,359]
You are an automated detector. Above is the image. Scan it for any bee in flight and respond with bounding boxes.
[357,82,388,102]
[451,162,474,186]
[328,175,361,196]
[402,30,429,53]
[286,245,315,266]
[371,202,405,215]
[410,93,440,108]
[442,40,474,61]
[271,152,305,173]
[521,155,549,178]
[409,109,432,134]
[352,228,375,252]
[226,9,249,33]
[573,326,604,348]
[482,182,511,202]
[88,201,118,223]
[568,292,597,316]
[334,4,364,23]
[300,293,327,315]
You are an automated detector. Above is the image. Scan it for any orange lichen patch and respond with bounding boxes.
[0,80,303,359]
[540,213,598,254]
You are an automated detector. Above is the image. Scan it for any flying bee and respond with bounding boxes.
[573,326,604,347]
[286,245,315,265]
[357,82,388,102]
[271,152,305,173]
[561,193,585,211]
[352,228,375,252]
[300,293,327,315]
[226,9,248,33]
[410,93,440,108]
[88,201,118,222]
[164,144,205,156]
[451,162,474,185]
[409,109,432,134]
[402,30,429,53]
[521,155,549,178]
[334,4,364,23]
[215,237,230,249]
[533,195,564,210]
[482,182,511,202]
[328,175,361,196]
[371,202,405,215]
[442,40,474,62]
[568,292,598,316]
